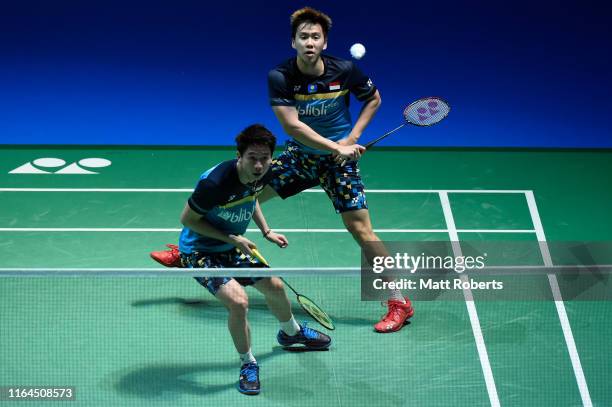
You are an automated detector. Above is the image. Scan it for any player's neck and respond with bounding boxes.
[235,162,250,185]
[236,161,256,186]
[296,56,324,77]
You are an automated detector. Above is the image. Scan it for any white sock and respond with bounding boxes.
[239,350,256,365]
[388,289,406,303]
[280,315,300,336]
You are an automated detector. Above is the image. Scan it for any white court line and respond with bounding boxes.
[0,187,531,194]
[525,191,592,407]
[0,228,536,234]
[439,191,500,407]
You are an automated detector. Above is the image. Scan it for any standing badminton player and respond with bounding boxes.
[260,7,414,333]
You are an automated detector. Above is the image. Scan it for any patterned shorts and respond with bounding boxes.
[180,247,265,296]
[268,141,368,213]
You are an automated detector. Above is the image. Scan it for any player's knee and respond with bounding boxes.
[260,277,285,296]
[268,277,285,294]
[227,295,249,315]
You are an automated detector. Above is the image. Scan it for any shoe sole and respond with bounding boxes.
[237,385,260,395]
[280,342,331,350]
[374,307,414,333]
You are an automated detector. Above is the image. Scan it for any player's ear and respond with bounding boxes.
[323,38,327,50]
[291,38,296,50]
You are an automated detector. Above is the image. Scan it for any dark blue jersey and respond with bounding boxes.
[179,159,269,253]
[268,54,377,154]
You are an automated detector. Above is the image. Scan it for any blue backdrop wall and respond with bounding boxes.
[1,0,610,147]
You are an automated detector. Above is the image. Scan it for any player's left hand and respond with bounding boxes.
[265,231,289,248]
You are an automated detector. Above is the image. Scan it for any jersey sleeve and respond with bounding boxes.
[187,179,223,215]
[347,62,377,101]
[268,69,296,106]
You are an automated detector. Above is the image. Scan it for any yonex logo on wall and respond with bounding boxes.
[9,158,112,174]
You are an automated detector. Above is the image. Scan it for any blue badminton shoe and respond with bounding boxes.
[277,322,331,350]
[238,362,260,395]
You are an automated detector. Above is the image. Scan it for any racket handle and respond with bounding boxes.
[250,248,269,267]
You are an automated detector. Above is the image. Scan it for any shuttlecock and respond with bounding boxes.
[350,43,366,60]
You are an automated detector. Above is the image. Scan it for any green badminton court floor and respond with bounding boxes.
[1,146,611,406]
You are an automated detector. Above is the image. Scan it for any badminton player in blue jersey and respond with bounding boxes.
[177,124,330,395]
[260,7,414,333]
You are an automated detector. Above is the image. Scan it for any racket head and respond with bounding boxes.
[297,294,335,330]
[403,97,450,127]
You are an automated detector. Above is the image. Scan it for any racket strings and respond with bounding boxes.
[404,97,450,126]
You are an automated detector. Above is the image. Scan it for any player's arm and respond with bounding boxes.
[179,203,256,254]
[272,105,364,159]
[251,200,288,248]
[340,90,382,146]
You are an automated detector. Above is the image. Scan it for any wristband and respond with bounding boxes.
[263,229,272,238]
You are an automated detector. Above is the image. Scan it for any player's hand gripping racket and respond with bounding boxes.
[364,97,450,149]
[251,248,335,330]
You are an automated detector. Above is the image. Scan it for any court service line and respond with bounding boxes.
[439,191,500,407]
[0,228,536,234]
[525,191,592,407]
[0,187,531,194]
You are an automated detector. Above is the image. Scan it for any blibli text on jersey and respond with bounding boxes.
[297,99,340,117]
[216,207,254,223]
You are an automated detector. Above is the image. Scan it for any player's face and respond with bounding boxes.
[237,144,272,183]
[292,22,327,64]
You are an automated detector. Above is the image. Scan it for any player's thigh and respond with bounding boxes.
[252,277,285,296]
[320,160,368,213]
[215,279,249,311]
[267,149,319,199]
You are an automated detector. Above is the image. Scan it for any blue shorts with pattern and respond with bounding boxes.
[180,247,265,296]
[268,141,368,213]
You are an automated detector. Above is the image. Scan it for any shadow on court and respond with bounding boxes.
[130,296,314,322]
[113,349,285,399]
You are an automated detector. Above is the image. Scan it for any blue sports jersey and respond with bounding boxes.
[179,159,268,253]
[268,54,377,154]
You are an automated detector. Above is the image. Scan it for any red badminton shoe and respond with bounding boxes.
[150,244,181,267]
[374,297,414,333]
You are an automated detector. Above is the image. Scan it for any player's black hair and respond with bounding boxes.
[291,7,332,39]
[235,124,276,155]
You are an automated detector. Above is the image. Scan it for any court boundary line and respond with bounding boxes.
[0,228,537,233]
[439,191,500,407]
[0,188,532,193]
[525,191,592,407]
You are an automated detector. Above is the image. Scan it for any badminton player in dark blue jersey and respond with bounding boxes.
[260,7,414,333]
[178,125,330,395]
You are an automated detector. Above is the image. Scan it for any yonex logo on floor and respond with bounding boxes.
[8,158,112,174]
